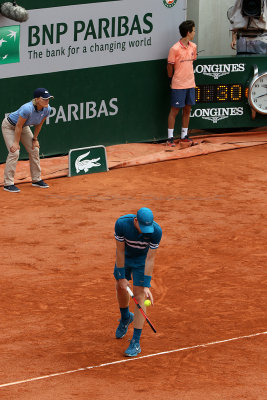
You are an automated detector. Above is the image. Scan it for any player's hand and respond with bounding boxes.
[144,287,153,305]
[118,278,129,290]
[10,142,20,153]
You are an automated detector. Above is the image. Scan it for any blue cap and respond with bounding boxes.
[137,207,154,233]
[33,88,54,99]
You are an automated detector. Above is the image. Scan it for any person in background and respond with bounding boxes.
[2,88,53,192]
[166,20,198,147]
[228,0,267,54]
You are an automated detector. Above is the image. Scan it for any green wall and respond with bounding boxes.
[0,60,170,162]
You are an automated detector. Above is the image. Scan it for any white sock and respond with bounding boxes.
[181,128,188,139]
[168,129,174,140]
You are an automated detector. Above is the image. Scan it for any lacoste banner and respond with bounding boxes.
[0,0,187,78]
[68,145,108,177]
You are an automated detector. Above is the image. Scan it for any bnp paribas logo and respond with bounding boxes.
[0,25,20,65]
[163,0,178,8]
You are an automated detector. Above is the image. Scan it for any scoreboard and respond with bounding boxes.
[195,83,244,103]
[188,54,266,130]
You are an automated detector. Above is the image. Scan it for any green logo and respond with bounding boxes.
[68,146,109,177]
[163,0,178,8]
[0,25,20,65]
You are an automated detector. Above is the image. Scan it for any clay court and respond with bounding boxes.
[0,138,267,399]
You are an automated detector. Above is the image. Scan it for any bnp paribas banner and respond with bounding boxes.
[0,0,187,162]
[0,0,186,77]
[0,1,265,165]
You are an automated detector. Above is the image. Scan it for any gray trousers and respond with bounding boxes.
[1,117,41,186]
[237,37,267,54]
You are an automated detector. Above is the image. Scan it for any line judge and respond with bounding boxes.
[2,88,53,193]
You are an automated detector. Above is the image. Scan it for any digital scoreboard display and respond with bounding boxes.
[195,84,244,103]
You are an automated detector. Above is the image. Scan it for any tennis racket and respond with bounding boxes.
[126,286,157,333]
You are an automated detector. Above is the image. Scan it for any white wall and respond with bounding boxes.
[187,0,236,56]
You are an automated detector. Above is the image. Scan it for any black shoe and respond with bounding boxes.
[32,180,49,188]
[180,135,198,145]
[4,185,20,193]
[166,140,176,147]
[180,135,192,142]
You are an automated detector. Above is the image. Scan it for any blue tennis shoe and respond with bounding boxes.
[116,312,134,339]
[125,339,141,357]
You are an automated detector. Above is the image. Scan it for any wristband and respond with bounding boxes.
[32,138,37,141]
[114,267,125,280]
[144,275,152,287]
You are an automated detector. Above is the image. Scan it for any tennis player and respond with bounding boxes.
[114,207,162,357]
[166,20,197,147]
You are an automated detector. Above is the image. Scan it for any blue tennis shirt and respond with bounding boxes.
[8,101,51,127]
[114,214,162,267]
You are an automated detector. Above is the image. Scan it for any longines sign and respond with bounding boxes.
[194,63,246,80]
[191,107,244,124]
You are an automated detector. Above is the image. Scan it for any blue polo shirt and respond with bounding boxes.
[114,214,162,267]
[8,101,51,127]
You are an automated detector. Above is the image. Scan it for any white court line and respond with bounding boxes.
[0,330,266,389]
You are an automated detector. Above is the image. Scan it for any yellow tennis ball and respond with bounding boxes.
[144,299,151,307]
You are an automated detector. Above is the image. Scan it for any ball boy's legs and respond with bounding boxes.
[180,104,192,139]
[168,106,180,130]
[167,105,192,142]
[167,88,187,145]
[167,106,180,146]
[167,88,197,143]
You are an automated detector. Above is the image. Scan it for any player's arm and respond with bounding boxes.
[144,224,162,303]
[116,239,125,268]
[115,239,128,290]
[143,248,158,304]
[144,247,157,278]
[10,116,26,153]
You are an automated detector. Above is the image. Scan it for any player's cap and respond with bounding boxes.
[33,88,54,99]
[137,207,154,234]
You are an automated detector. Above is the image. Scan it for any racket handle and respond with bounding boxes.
[126,287,157,333]
[126,287,134,297]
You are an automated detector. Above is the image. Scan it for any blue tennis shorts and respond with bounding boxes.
[114,264,150,287]
[171,88,196,108]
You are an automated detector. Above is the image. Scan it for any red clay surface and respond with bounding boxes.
[0,144,267,399]
[1,130,267,185]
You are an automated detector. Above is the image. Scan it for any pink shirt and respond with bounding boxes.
[168,41,197,89]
